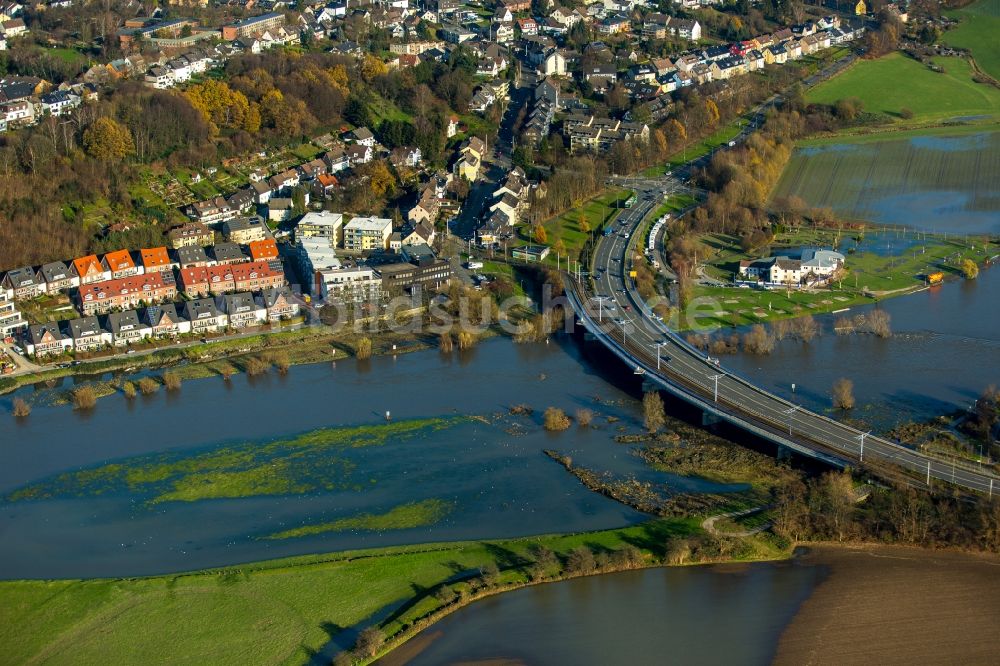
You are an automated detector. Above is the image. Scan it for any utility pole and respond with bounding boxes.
[784,405,799,437]
[709,373,724,402]
[855,431,870,463]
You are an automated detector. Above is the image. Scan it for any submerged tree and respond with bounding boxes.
[643,391,665,433]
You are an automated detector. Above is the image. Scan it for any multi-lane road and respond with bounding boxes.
[571,182,1000,496]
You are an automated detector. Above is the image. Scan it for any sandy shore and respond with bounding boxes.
[773,544,1000,666]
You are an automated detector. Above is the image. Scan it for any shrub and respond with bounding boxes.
[666,539,691,565]
[122,381,137,399]
[439,332,454,353]
[353,627,385,659]
[137,377,159,395]
[356,337,373,360]
[245,356,270,376]
[742,324,775,354]
[566,546,596,574]
[12,398,30,417]
[643,391,665,433]
[961,258,979,280]
[72,386,97,410]
[832,378,855,410]
[457,330,476,350]
[792,315,818,342]
[509,403,533,415]
[575,408,594,427]
[272,351,290,375]
[478,562,500,587]
[865,310,892,338]
[834,316,854,335]
[162,371,181,391]
[543,407,571,431]
[899,107,914,119]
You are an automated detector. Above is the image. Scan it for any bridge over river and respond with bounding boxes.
[564,182,999,496]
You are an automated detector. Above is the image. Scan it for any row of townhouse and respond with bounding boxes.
[476,167,532,246]
[23,287,300,356]
[406,172,450,226]
[1,232,278,300]
[0,77,95,132]
[187,146,361,226]
[144,49,216,89]
[563,114,650,154]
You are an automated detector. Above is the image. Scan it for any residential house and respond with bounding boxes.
[36,261,78,293]
[248,238,279,262]
[296,210,343,244]
[183,298,228,334]
[140,247,175,274]
[267,198,295,222]
[212,242,248,265]
[101,249,141,279]
[222,216,268,244]
[0,288,25,337]
[231,260,285,292]
[666,17,701,41]
[24,322,72,357]
[106,309,152,347]
[78,272,177,316]
[176,245,211,269]
[66,316,110,352]
[190,196,238,225]
[2,266,42,300]
[72,255,110,285]
[218,291,267,328]
[143,303,191,338]
[324,147,351,173]
[389,146,422,169]
[350,126,376,146]
[346,144,373,164]
[39,90,80,116]
[178,264,235,297]
[168,222,214,248]
[400,221,435,247]
[259,285,299,321]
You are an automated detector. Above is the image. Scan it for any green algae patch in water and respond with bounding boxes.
[4,417,467,505]
[262,498,454,540]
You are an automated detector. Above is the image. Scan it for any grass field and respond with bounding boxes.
[531,188,631,262]
[944,0,1000,80]
[769,128,1000,233]
[0,519,709,666]
[263,499,453,540]
[806,53,1000,123]
[5,418,462,505]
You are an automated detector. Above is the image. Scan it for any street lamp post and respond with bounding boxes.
[653,341,668,370]
[855,431,870,463]
[784,405,799,437]
[709,373,724,403]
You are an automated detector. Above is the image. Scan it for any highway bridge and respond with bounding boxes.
[565,183,999,496]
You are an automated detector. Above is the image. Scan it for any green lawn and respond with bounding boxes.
[289,143,323,161]
[806,52,1000,122]
[944,0,1000,80]
[686,228,992,328]
[0,519,701,666]
[534,188,631,262]
[643,116,749,177]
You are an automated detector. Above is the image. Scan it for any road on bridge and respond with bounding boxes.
[571,169,999,497]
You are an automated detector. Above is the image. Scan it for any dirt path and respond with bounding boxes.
[701,506,771,537]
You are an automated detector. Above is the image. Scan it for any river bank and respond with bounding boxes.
[380,542,1000,666]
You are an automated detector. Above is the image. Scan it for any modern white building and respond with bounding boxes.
[343,216,392,252]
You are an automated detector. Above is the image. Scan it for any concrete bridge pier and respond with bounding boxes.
[701,411,721,427]
[776,445,792,463]
[642,380,660,393]
[584,332,598,343]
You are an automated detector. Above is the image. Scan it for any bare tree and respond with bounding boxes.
[832,378,855,410]
[643,391,666,433]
